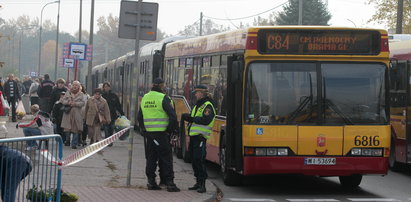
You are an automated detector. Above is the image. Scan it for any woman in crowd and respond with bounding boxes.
[85,88,110,144]
[61,81,85,149]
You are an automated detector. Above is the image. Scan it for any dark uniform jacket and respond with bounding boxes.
[38,79,55,98]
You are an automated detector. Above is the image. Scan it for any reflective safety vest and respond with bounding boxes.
[189,101,216,139]
[141,91,169,132]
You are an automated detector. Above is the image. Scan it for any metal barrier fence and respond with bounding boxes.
[0,135,63,202]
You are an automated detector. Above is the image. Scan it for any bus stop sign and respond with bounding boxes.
[118,1,158,41]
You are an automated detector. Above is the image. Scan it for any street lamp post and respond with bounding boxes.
[54,0,61,81]
[38,0,59,77]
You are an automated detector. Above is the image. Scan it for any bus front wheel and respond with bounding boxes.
[339,174,362,188]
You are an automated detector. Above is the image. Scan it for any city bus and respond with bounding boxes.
[165,26,390,187]
[388,39,411,170]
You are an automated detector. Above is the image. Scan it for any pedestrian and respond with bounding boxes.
[61,81,85,149]
[51,91,67,144]
[181,84,216,193]
[4,74,21,122]
[50,78,67,111]
[22,76,33,95]
[38,74,55,113]
[28,78,40,106]
[16,104,54,150]
[0,145,32,202]
[0,90,7,116]
[137,78,180,192]
[85,88,110,144]
[102,82,125,147]
[80,84,90,146]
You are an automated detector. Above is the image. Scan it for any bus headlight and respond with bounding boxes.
[277,148,288,156]
[244,147,290,156]
[255,148,267,156]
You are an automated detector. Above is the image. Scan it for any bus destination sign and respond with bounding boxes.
[258,29,381,55]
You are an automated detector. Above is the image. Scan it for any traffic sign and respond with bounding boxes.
[69,43,87,60]
[118,1,158,41]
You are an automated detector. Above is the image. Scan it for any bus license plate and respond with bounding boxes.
[304,158,336,165]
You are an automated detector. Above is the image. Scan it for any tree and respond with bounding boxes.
[275,0,331,25]
[178,19,230,36]
[367,0,411,33]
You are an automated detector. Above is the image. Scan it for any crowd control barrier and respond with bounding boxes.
[0,135,63,202]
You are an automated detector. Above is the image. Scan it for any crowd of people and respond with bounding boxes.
[0,73,217,194]
[0,73,124,150]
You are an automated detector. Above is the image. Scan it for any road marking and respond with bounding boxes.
[287,200,339,202]
[348,199,400,202]
[226,198,275,202]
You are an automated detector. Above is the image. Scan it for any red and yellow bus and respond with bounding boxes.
[388,39,411,170]
[165,26,390,187]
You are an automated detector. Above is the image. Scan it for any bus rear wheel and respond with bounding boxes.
[339,174,362,188]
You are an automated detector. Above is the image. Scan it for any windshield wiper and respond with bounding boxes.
[287,74,314,123]
[324,99,354,125]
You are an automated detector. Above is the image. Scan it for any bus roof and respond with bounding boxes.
[389,39,411,60]
[164,26,388,58]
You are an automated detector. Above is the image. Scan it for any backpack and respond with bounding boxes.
[38,111,54,135]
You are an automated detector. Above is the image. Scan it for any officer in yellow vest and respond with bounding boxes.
[182,84,216,193]
[137,78,180,192]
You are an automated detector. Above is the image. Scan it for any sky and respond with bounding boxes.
[0,0,387,37]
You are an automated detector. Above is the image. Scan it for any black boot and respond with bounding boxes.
[166,181,181,192]
[188,179,199,190]
[197,180,206,193]
[147,178,161,190]
[159,178,166,187]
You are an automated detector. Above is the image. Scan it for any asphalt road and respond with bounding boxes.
[201,161,411,202]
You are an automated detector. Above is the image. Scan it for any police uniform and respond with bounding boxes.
[137,78,180,192]
[182,85,216,193]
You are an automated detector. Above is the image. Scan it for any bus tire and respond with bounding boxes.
[220,135,242,186]
[339,174,362,188]
[389,138,402,171]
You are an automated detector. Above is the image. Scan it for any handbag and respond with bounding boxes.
[63,105,72,114]
[94,100,106,123]
[1,96,9,110]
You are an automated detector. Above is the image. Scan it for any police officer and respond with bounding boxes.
[181,84,216,193]
[137,78,180,192]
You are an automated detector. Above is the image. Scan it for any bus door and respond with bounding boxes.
[390,60,408,163]
[225,55,244,172]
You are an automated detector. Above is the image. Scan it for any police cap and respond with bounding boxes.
[153,78,165,85]
[193,84,208,93]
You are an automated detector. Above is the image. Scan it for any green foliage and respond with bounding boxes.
[367,0,411,33]
[26,185,79,202]
[276,0,331,25]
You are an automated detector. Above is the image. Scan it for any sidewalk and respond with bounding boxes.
[1,115,216,202]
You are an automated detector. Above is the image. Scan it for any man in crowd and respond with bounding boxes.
[102,82,124,147]
[4,74,21,122]
[38,74,54,113]
[137,78,180,192]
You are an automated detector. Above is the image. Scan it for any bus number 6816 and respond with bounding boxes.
[354,135,380,146]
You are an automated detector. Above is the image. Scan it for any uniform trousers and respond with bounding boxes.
[189,135,208,180]
[145,132,174,183]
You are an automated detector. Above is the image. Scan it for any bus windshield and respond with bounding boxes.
[245,62,387,125]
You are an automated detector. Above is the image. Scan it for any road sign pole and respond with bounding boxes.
[74,58,78,81]
[67,68,70,86]
[127,0,143,188]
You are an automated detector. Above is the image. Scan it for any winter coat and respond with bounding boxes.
[102,91,124,121]
[52,101,64,126]
[29,82,39,98]
[38,79,55,98]
[4,79,20,99]
[61,91,85,133]
[50,86,67,108]
[85,96,111,126]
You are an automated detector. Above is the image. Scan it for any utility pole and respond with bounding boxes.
[78,0,83,82]
[298,0,303,25]
[87,0,95,95]
[396,0,404,34]
[199,12,203,36]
